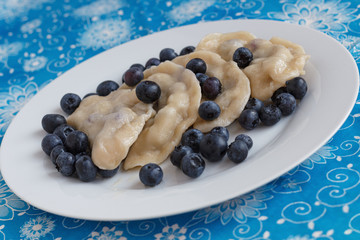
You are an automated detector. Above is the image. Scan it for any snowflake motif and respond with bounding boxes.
[193,191,271,225]
[19,215,55,240]
[73,0,125,18]
[20,19,42,34]
[154,224,186,240]
[0,0,51,22]
[88,226,127,240]
[0,174,29,220]
[78,19,132,50]
[272,169,310,194]
[0,42,23,62]
[23,56,48,72]
[0,82,38,139]
[166,0,216,24]
[268,0,357,33]
[301,145,337,169]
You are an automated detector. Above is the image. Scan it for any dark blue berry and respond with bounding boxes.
[159,48,178,62]
[60,93,81,115]
[180,46,195,55]
[135,80,161,103]
[186,58,207,74]
[245,98,264,113]
[286,77,307,100]
[139,163,163,187]
[235,134,253,149]
[41,114,66,133]
[202,77,222,100]
[233,47,253,68]
[210,126,229,141]
[274,92,296,116]
[50,145,65,165]
[170,145,193,168]
[199,133,228,162]
[65,130,89,155]
[53,124,75,143]
[130,63,145,71]
[75,152,90,161]
[123,67,144,86]
[181,128,204,153]
[198,101,221,121]
[145,58,161,69]
[238,109,260,130]
[75,155,97,182]
[181,153,205,178]
[56,151,76,176]
[195,73,208,86]
[98,165,120,178]
[96,80,119,96]
[227,140,248,164]
[259,104,282,126]
[271,87,287,102]
[41,134,63,156]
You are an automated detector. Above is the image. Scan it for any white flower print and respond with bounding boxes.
[0,0,51,22]
[78,19,132,50]
[19,215,55,240]
[268,0,357,33]
[20,19,42,34]
[88,226,127,240]
[166,0,216,24]
[0,42,23,62]
[154,224,187,240]
[73,0,125,18]
[23,56,48,72]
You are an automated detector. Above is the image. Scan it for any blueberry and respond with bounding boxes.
[170,145,193,168]
[233,47,253,68]
[286,77,307,100]
[75,155,98,182]
[56,151,76,176]
[75,152,90,161]
[202,77,222,100]
[274,92,296,116]
[145,58,161,69]
[199,133,228,162]
[96,80,119,96]
[271,87,287,102]
[198,101,221,121]
[135,80,161,103]
[123,67,144,87]
[180,46,195,55]
[50,145,65,165]
[41,114,66,133]
[186,58,207,74]
[53,124,75,143]
[181,153,205,178]
[65,130,89,155]
[227,140,248,164]
[98,165,120,178]
[181,128,204,153]
[259,104,282,126]
[139,163,163,187]
[235,134,253,150]
[195,73,208,86]
[41,134,63,156]
[60,93,81,115]
[238,109,260,130]
[210,126,229,141]
[130,63,145,71]
[245,98,264,113]
[159,48,178,62]
[83,93,97,99]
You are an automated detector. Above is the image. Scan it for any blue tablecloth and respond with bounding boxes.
[1,0,360,239]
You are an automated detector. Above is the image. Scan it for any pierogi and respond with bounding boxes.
[67,89,155,170]
[123,61,201,170]
[195,31,309,101]
[172,50,251,132]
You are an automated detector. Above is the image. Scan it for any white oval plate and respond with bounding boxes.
[0,20,358,221]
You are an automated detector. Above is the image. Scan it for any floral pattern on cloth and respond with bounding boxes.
[0,0,360,239]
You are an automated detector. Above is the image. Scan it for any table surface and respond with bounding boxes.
[1,0,360,239]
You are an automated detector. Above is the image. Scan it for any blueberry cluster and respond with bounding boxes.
[238,77,308,130]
